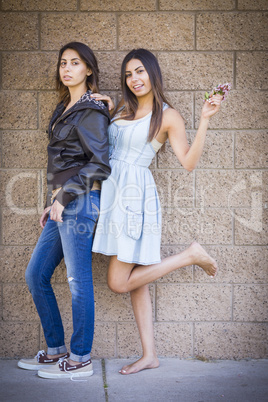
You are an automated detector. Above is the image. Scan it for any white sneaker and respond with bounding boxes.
[18,350,69,370]
[38,358,93,379]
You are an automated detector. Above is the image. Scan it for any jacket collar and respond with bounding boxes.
[48,90,110,137]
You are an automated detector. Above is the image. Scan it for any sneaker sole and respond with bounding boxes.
[18,361,57,370]
[38,369,94,379]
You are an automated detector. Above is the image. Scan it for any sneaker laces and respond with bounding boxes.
[35,350,46,361]
[58,358,88,382]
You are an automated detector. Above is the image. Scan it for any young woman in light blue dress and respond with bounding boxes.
[92,49,223,375]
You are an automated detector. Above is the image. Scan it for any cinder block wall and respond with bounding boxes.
[0,1,267,359]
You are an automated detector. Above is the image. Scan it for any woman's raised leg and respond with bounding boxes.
[108,241,217,294]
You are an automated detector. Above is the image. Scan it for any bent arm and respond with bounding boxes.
[166,94,222,172]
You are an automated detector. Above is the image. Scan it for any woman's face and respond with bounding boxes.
[59,48,91,90]
[125,58,152,98]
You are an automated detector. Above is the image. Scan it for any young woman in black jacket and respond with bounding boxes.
[18,42,111,379]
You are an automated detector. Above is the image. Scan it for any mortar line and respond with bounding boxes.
[115,13,119,51]
[115,323,118,358]
[191,322,195,357]
[194,13,197,51]
[101,359,109,402]
[0,52,2,89]
[233,51,237,89]
[231,284,234,321]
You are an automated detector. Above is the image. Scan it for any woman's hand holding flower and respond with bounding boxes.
[201,93,223,119]
[202,82,231,120]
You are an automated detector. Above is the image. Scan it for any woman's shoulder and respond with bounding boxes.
[162,107,184,129]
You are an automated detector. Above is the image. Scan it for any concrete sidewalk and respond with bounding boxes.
[0,358,267,402]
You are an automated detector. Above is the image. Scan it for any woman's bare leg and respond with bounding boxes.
[119,285,159,375]
[108,241,217,294]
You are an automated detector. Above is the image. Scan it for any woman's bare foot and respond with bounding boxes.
[119,355,159,375]
[190,242,218,277]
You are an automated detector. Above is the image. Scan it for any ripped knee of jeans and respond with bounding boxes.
[68,276,74,283]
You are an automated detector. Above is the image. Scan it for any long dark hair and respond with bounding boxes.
[114,48,173,141]
[56,42,99,106]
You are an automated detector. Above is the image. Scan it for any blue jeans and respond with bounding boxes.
[25,190,100,362]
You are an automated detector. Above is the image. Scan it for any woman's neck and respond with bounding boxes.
[136,91,154,114]
[67,85,88,109]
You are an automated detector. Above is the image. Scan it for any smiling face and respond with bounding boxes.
[125,58,152,98]
[59,48,91,91]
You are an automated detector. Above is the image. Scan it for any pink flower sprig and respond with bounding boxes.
[204,82,231,102]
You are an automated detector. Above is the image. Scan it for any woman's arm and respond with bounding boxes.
[164,94,222,172]
[90,93,115,113]
[40,206,52,228]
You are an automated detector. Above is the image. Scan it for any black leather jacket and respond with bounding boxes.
[46,91,111,207]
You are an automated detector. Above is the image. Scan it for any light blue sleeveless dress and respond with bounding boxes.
[92,107,167,265]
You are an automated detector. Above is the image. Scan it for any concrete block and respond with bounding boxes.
[156,284,232,321]
[50,252,109,285]
[0,91,37,130]
[236,52,268,90]
[194,322,268,359]
[97,52,125,90]
[80,0,156,11]
[238,0,268,10]
[233,285,268,321]
[50,260,67,283]
[2,131,48,169]
[41,13,117,50]
[94,286,135,322]
[0,170,39,209]
[0,246,33,283]
[193,131,234,169]
[159,52,233,90]
[95,285,155,322]
[234,208,268,245]
[1,0,77,10]
[158,245,194,283]
[194,246,268,284]
[161,208,232,245]
[0,132,2,166]
[0,13,38,50]
[2,208,42,245]
[92,323,116,358]
[154,322,192,357]
[197,12,268,50]
[39,91,58,130]
[157,139,184,169]
[159,0,235,10]
[3,284,39,321]
[152,169,194,208]
[164,92,193,129]
[2,52,57,90]
[117,322,141,357]
[235,131,268,168]
[118,13,194,51]
[0,322,40,358]
[157,132,233,169]
[195,90,268,129]
[92,253,109,284]
[195,170,263,208]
